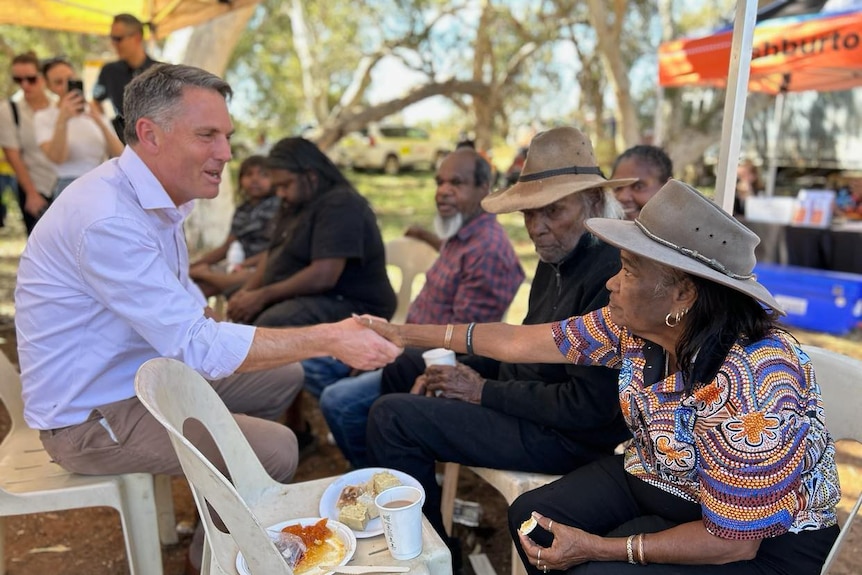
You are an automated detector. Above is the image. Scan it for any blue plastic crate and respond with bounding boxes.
[754,263,862,334]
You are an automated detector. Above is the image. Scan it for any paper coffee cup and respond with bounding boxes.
[375,485,424,560]
[422,348,455,367]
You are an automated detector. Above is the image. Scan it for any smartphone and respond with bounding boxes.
[67,79,85,113]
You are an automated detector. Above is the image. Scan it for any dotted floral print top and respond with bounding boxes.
[553,307,839,539]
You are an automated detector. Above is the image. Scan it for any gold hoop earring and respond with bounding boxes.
[665,307,689,328]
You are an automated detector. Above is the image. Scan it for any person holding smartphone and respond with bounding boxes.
[34,57,123,197]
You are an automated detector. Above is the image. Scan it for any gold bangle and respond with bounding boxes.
[443,324,454,350]
[637,533,647,565]
[626,534,636,565]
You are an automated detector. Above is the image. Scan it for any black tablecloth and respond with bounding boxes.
[739,219,862,274]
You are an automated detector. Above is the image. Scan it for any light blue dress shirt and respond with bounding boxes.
[15,147,255,429]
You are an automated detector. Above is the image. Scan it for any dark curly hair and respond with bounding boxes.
[613,145,673,183]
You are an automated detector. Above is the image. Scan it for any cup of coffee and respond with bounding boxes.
[375,485,424,560]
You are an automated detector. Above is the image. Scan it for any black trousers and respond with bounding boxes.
[508,456,839,575]
[366,392,609,539]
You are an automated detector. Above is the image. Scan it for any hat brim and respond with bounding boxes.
[586,218,785,315]
[482,176,637,214]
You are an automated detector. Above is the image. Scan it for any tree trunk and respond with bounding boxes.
[586,0,640,151]
[162,6,258,254]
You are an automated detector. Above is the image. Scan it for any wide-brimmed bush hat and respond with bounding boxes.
[586,179,785,314]
[481,126,637,214]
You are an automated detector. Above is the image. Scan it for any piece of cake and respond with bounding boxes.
[336,485,364,509]
[357,491,379,519]
[372,471,402,495]
[337,502,369,531]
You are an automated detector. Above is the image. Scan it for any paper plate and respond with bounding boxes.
[319,468,425,538]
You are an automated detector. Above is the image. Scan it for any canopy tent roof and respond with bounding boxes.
[658,7,862,94]
[0,0,260,39]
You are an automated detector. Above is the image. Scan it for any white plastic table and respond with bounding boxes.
[280,476,452,575]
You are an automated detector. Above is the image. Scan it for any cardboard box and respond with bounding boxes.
[754,263,862,334]
[791,189,836,228]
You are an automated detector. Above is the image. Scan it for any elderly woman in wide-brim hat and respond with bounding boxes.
[361,180,840,574]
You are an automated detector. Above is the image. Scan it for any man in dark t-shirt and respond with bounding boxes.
[227,137,397,328]
[93,14,159,143]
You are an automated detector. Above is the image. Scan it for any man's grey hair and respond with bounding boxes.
[576,188,625,220]
[122,64,232,145]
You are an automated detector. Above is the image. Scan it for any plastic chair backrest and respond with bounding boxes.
[135,358,293,575]
[800,345,862,574]
[385,236,438,324]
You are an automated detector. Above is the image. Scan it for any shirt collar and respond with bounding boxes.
[118,147,194,221]
[450,211,494,243]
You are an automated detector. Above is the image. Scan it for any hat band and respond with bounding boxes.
[517,165,602,183]
[634,220,754,281]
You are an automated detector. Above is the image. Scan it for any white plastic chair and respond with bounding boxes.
[440,463,560,575]
[0,352,168,575]
[135,357,298,575]
[801,345,862,575]
[135,357,453,575]
[385,236,438,324]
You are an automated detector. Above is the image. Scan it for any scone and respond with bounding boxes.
[372,471,402,495]
[338,502,369,531]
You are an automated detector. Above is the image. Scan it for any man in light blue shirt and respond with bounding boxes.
[14,63,401,572]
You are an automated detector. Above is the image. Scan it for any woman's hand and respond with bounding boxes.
[57,91,84,122]
[518,512,596,572]
[353,314,404,347]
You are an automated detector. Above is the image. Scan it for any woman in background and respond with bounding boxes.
[34,58,122,197]
[610,145,673,220]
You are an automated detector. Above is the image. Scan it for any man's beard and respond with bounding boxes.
[433,212,464,240]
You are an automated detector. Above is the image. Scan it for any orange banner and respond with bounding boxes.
[658,10,862,94]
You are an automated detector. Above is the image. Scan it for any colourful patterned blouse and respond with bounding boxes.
[553,307,840,540]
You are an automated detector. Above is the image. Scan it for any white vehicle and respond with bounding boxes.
[331,125,449,175]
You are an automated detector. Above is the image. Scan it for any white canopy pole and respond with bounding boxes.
[713,0,759,214]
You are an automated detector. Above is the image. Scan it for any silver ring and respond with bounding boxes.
[537,550,542,562]
[542,567,549,574]
[548,520,553,530]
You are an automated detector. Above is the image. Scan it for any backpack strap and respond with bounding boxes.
[8,98,19,127]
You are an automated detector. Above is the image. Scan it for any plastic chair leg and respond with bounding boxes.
[154,474,178,545]
[0,515,6,575]
[117,473,164,575]
[440,462,460,536]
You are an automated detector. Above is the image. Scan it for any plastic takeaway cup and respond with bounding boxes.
[375,485,424,560]
[421,348,455,367]
[421,348,455,396]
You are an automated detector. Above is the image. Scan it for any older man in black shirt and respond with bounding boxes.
[367,127,636,541]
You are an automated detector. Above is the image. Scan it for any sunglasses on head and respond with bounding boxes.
[12,75,39,85]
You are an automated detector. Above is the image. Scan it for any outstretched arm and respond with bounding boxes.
[360,317,566,365]
[238,317,402,373]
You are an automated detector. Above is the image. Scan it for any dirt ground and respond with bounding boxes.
[0,216,860,574]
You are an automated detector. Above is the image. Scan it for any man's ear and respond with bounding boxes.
[135,118,159,153]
